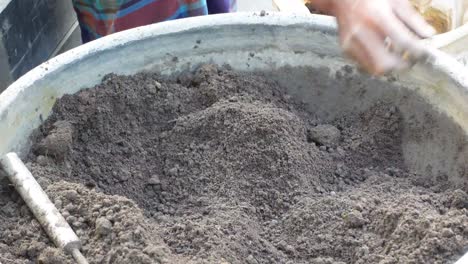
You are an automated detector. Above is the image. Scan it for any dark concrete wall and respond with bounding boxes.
[0,0,78,92]
[0,36,12,89]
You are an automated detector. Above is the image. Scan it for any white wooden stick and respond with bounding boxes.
[455,251,468,264]
[0,153,88,264]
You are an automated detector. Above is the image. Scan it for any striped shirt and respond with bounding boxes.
[72,0,237,43]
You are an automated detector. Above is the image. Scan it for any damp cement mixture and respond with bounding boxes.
[0,65,467,264]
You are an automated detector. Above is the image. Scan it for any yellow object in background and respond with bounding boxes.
[300,0,467,35]
[412,2,450,33]
[410,0,468,34]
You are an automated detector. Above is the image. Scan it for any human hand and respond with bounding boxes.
[312,0,436,75]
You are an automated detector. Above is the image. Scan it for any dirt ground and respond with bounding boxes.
[0,65,467,264]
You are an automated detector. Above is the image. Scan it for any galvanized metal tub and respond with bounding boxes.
[0,13,467,261]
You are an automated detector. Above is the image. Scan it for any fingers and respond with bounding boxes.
[392,0,437,38]
[340,24,409,75]
[376,11,428,60]
[362,0,434,63]
[334,0,435,75]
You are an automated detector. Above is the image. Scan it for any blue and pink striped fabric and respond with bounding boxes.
[72,0,237,43]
